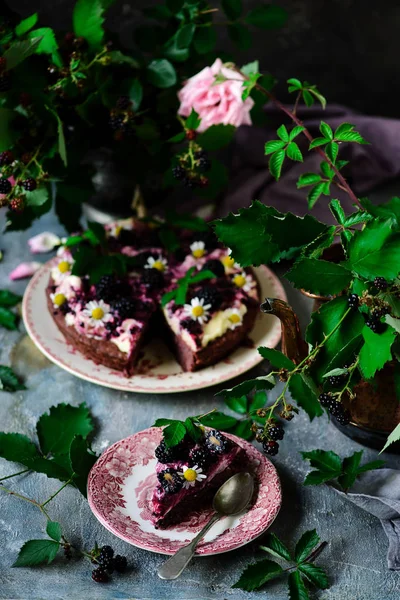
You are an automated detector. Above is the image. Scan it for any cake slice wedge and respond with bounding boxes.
[150,426,246,528]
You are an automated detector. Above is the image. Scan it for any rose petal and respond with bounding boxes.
[28,232,61,254]
[9,261,42,280]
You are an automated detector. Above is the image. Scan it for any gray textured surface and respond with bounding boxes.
[0,209,400,600]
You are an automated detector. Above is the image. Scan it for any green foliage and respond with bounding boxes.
[381,422,400,452]
[15,14,38,37]
[358,325,396,380]
[161,267,216,307]
[286,258,352,296]
[233,530,328,597]
[245,5,288,29]
[288,373,323,420]
[258,347,296,370]
[13,539,60,567]
[73,0,105,49]
[3,37,43,69]
[147,59,177,88]
[287,79,326,109]
[302,449,384,490]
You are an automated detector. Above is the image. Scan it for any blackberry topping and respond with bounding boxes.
[155,440,177,464]
[157,468,183,494]
[92,567,109,583]
[0,178,11,194]
[196,286,222,311]
[202,259,225,278]
[142,268,164,289]
[180,318,202,335]
[113,555,128,573]
[95,275,118,302]
[205,430,229,454]
[21,178,37,191]
[193,229,218,250]
[111,297,136,320]
[374,276,388,291]
[189,447,212,470]
[348,293,359,309]
[263,440,279,456]
[268,423,284,441]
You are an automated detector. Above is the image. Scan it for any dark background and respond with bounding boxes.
[5,0,398,118]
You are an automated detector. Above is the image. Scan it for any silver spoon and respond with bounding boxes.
[157,471,254,580]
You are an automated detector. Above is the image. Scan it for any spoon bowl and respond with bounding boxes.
[212,472,254,516]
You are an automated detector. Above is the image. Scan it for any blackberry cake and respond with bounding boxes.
[151,427,246,528]
[47,217,260,375]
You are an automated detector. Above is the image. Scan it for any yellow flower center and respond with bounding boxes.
[229,313,241,324]
[192,248,205,258]
[152,260,165,272]
[58,260,70,273]
[114,225,122,238]
[222,255,235,268]
[54,293,66,307]
[233,274,246,288]
[163,473,173,482]
[209,435,221,447]
[192,305,204,317]
[91,307,104,320]
[183,468,197,482]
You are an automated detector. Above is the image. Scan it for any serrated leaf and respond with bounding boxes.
[381,422,400,452]
[163,422,187,448]
[325,141,339,163]
[304,470,338,486]
[198,411,238,430]
[183,418,202,442]
[0,290,22,307]
[224,396,248,414]
[320,161,334,179]
[334,122,355,137]
[185,108,201,130]
[307,183,324,209]
[222,0,242,20]
[359,325,395,380]
[298,563,329,589]
[288,570,310,600]
[287,78,302,89]
[147,59,176,88]
[13,540,60,567]
[232,558,284,591]
[269,149,286,180]
[219,375,276,400]
[357,459,385,474]
[276,124,289,142]
[337,451,363,490]
[264,139,286,155]
[231,419,254,440]
[323,367,349,378]
[287,142,303,162]
[16,13,38,37]
[258,347,295,370]
[289,373,323,420]
[3,37,43,70]
[346,219,400,280]
[319,122,332,140]
[27,27,58,59]
[343,211,372,227]
[335,130,368,144]
[289,126,305,140]
[295,529,320,563]
[241,60,259,76]
[46,521,61,542]
[36,403,93,457]
[73,0,105,49]
[309,89,327,109]
[153,418,180,427]
[25,187,49,207]
[302,89,314,107]
[297,173,322,188]
[245,5,288,29]
[302,449,342,476]
[69,435,98,497]
[0,306,18,330]
[261,533,292,561]
[329,199,345,224]
[249,390,267,411]
[309,137,328,149]
[286,258,352,296]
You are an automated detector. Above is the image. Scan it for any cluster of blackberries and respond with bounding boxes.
[91,545,128,584]
[111,297,137,320]
[256,422,285,456]
[172,149,210,188]
[141,268,164,290]
[109,98,135,140]
[319,393,351,425]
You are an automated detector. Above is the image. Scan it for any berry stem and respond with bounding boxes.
[333,358,359,402]
[40,477,74,508]
[0,468,30,482]
[305,541,328,563]
[232,67,363,210]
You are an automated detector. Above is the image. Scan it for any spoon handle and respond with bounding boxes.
[157,512,221,580]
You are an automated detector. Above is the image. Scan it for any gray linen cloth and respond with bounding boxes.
[331,469,400,570]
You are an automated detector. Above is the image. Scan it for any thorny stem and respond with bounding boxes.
[0,469,30,482]
[233,67,363,210]
[306,541,328,563]
[41,478,74,508]
[292,91,302,117]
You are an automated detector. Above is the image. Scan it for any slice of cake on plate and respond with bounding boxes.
[150,426,247,529]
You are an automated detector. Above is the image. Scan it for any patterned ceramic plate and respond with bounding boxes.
[22,261,286,393]
[87,428,282,555]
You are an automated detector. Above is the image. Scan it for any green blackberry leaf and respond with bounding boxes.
[15,13,38,37]
[46,521,62,543]
[346,219,400,280]
[295,529,320,563]
[232,558,283,591]
[264,139,286,155]
[36,403,93,457]
[230,419,253,440]
[69,435,98,497]
[198,411,238,430]
[269,149,286,180]
[147,59,177,88]
[298,563,329,589]
[288,570,310,600]
[382,422,400,452]
[288,373,323,420]
[219,374,276,399]
[0,290,22,307]
[3,37,43,70]
[337,450,363,490]
[297,173,322,188]
[258,347,296,370]
[359,325,395,380]
[73,0,105,49]
[285,258,352,296]
[163,422,188,448]
[0,307,18,330]
[286,142,303,162]
[224,396,248,414]
[13,540,60,567]
[260,532,292,561]
[0,366,25,391]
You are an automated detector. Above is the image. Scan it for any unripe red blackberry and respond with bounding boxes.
[9,197,24,213]
[0,150,13,166]
[185,129,197,141]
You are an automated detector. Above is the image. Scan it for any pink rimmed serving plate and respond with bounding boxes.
[87,427,282,555]
[22,260,286,393]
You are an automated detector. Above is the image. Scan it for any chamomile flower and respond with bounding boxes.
[226,308,243,329]
[145,255,168,272]
[190,240,206,259]
[232,272,256,292]
[50,292,67,308]
[221,248,235,269]
[179,465,207,489]
[81,300,113,327]
[183,297,211,324]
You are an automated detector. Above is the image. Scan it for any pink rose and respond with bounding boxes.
[28,232,61,254]
[178,58,254,132]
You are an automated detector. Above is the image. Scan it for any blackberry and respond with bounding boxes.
[109,114,125,131]
[372,306,387,319]
[330,403,351,425]
[189,447,211,469]
[116,96,131,110]
[197,156,211,171]
[172,165,186,180]
[205,430,229,454]
[263,440,279,456]
[180,318,202,334]
[348,293,359,309]
[155,440,177,464]
[365,318,386,334]
[92,567,109,583]
[21,178,36,191]
[319,392,335,409]
[98,554,114,572]
[0,178,11,194]
[0,150,13,165]
[141,268,164,289]
[113,554,128,573]
[95,275,118,302]
[157,468,183,494]
[196,286,222,310]
[202,259,225,278]
[99,545,114,560]
[0,72,11,92]
[374,276,388,291]
[183,175,195,188]
[194,149,207,159]
[328,374,346,387]
[268,423,284,441]
[111,297,136,320]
